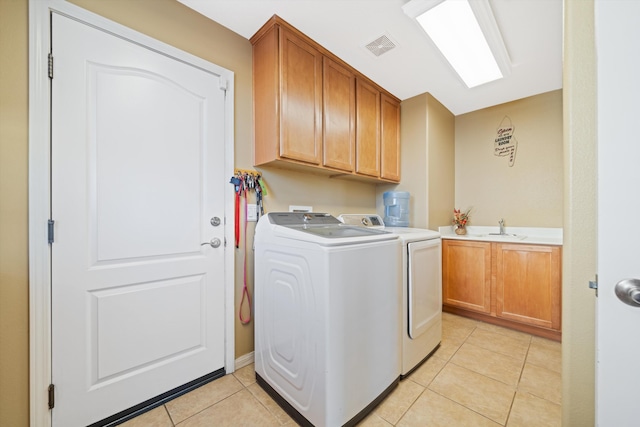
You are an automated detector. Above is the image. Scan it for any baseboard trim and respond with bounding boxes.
[235,351,254,369]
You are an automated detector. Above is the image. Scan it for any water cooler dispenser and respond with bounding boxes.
[383,191,410,227]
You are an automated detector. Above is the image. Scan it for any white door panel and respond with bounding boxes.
[91,276,204,382]
[90,64,205,261]
[408,239,442,339]
[596,1,640,425]
[52,13,227,426]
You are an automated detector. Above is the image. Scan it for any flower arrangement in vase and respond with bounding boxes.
[453,208,472,235]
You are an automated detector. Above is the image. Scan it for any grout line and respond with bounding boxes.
[170,384,248,426]
[425,387,508,426]
[234,367,289,425]
[162,404,176,427]
[503,389,519,427]
[516,339,533,387]
[395,387,426,426]
[397,350,451,424]
[245,385,289,425]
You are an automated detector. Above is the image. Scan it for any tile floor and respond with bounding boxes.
[121,313,561,426]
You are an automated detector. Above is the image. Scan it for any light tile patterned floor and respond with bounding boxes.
[121,313,561,426]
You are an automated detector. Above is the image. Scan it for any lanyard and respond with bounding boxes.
[229,171,266,324]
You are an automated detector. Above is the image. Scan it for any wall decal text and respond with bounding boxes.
[494,116,517,167]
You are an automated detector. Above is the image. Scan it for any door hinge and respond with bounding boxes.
[218,76,227,92]
[48,384,55,409]
[589,274,598,297]
[48,53,54,79]
[48,219,55,244]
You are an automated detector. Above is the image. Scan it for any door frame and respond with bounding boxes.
[28,1,236,425]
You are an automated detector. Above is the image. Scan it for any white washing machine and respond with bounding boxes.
[254,212,402,427]
[338,214,442,377]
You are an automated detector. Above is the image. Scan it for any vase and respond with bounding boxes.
[454,226,467,235]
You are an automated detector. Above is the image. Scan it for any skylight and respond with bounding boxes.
[403,0,511,88]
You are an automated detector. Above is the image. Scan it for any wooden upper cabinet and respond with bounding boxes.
[252,23,322,166]
[252,22,280,166]
[381,94,400,181]
[495,244,561,330]
[251,15,400,183]
[322,58,355,172]
[279,28,323,165]
[355,78,381,178]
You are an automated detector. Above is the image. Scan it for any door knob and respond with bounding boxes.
[201,238,221,248]
[210,217,221,227]
[614,278,640,307]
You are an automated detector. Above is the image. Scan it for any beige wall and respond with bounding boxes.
[563,0,596,425]
[377,93,455,230]
[427,94,456,229]
[455,90,564,228]
[378,95,429,227]
[0,1,29,425]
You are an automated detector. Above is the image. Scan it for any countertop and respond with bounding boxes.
[438,225,563,245]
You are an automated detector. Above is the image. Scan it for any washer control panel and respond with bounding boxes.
[337,214,385,229]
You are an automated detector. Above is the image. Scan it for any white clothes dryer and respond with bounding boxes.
[254,212,402,427]
[338,214,442,377]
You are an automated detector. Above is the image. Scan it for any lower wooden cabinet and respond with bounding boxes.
[442,239,562,340]
[495,243,561,330]
[442,240,492,314]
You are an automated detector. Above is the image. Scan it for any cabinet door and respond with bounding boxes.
[442,240,492,313]
[280,27,323,164]
[253,25,279,166]
[323,58,355,172]
[495,244,561,330]
[380,93,400,182]
[355,78,380,177]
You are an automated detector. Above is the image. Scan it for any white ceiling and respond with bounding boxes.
[177,0,563,116]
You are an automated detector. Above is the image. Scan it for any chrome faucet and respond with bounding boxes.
[499,218,505,235]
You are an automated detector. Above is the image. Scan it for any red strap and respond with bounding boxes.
[234,191,240,248]
[239,186,252,324]
[239,283,252,325]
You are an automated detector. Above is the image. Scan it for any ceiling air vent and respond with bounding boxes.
[365,34,397,57]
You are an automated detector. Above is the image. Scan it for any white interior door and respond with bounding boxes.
[596,1,640,425]
[51,13,228,426]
